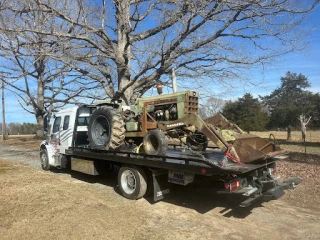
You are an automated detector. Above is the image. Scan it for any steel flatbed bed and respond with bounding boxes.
[67,146,279,176]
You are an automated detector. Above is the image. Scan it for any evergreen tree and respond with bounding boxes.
[261,72,313,129]
[222,93,269,132]
[309,93,320,127]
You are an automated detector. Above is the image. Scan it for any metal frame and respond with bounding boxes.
[68,146,277,176]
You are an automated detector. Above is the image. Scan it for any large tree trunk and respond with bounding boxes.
[287,126,291,141]
[35,58,46,137]
[115,1,134,105]
[36,113,44,137]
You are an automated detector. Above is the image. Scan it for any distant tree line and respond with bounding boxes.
[201,72,320,133]
[0,122,38,135]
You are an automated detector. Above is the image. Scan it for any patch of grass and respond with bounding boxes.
[0,136,41,151]
[251,131,320,155]
[0,159,155,240]
[251,130,320,142]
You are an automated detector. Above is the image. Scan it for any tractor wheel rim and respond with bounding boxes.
[92,115,110,146]
[121,170,136,194]
[145,135,159,154]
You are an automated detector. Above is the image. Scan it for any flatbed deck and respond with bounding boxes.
[68,146,281,176]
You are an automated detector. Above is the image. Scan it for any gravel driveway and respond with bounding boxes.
[0,144,41,169]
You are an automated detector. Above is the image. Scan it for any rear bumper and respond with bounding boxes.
[240,177,302,207]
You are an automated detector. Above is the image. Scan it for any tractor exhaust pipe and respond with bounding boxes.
[172,67,177,93]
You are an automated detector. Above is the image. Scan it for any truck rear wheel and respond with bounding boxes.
[40,149,50,170]
[88,106,125,150]
[118,165,147,200]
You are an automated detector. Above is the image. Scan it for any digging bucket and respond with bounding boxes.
[231,134,286,163]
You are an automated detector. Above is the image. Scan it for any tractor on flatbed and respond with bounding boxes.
[39,90,300,206]
[87,90,285,164]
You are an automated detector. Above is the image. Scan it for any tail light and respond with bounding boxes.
[269,167,276,176]
[224,179,240,192]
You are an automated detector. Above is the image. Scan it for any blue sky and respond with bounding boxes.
[1,4,319,124]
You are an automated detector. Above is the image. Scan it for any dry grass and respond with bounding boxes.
[0,135,42,151]
[1,158,320,240]
[252,131,320,155]
[0,159,149,240]
[251,130,320,142]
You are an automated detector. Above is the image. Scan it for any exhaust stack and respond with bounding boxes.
[172,67,177,93]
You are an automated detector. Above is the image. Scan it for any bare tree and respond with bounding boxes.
[0,1,97,134]
[298,114,312,142]
[199,97,226,119]
[1,0,318,104]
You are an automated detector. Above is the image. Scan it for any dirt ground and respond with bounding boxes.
[0,137,320,240]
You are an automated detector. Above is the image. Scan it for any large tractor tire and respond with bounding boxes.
[88,106,125,150]
[143,130,168,156]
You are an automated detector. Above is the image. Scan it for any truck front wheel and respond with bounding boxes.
[40,149,50,170]
[118,165,147,200]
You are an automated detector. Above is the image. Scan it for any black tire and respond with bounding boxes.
[118,165,147,200]
[40,149,50,170]
[88,106,125,150]
[143,130,168,156]
[186,131,208,151]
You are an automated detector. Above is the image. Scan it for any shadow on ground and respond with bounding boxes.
[148,184,263,218]
[51,168,263,218]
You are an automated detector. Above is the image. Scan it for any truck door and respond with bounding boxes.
[50,116,62,152]
[59,115,73,154]
[51,114,73,154]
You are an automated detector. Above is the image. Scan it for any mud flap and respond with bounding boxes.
[240,177,302,207]
[151,169,171,202]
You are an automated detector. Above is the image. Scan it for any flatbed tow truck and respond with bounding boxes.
[40,102,301,207]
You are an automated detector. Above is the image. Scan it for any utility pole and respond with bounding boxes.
[1,73,6,140]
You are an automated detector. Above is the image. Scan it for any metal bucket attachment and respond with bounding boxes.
[189,113,285,164]
[232,134,285,163]
[203,114,286,163]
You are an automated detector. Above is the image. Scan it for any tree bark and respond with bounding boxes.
[35,57,45,137]
[2,77,6,140]
[287,126,291,141]
[114,1,134,105]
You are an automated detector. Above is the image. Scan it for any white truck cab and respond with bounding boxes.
[40,106,94,169]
